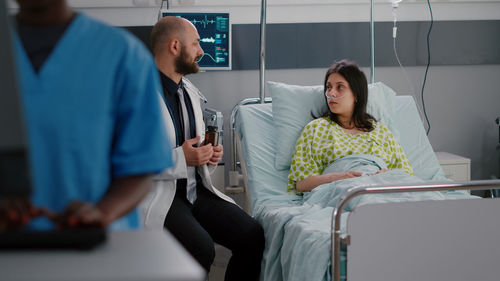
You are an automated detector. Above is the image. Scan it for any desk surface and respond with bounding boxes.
[0,230,205,281]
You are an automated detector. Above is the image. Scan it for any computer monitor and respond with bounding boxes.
[0,1,32,199]
[161,11,231,70]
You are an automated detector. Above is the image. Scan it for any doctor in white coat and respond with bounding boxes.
[140,16,264,281]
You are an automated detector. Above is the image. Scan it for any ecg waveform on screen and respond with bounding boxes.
[201,37,216,44]
[198,53,226,64]
[190,15,215,29]
[198,53,217,63]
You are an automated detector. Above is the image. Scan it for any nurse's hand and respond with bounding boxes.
[0,197,41,231]
[182,136,214,166]
[0,198,30,231]
[50,201,105,229]
[208,145,223,166]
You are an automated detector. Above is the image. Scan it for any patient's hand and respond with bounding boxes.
[327,171,363,182]
[296,171,363,193]
[376,169,388,174]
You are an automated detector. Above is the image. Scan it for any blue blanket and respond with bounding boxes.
[256,155,472,281]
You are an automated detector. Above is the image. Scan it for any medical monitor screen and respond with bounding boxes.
[161,12,231,70]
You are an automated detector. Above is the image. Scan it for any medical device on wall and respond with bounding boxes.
[203,108,223,146]
[159,11,231,70]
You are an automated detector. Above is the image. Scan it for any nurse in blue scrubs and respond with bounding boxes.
[5,0,173,230]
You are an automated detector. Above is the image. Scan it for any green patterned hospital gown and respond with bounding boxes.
[288,117,414,193]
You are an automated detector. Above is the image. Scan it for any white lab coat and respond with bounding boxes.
[140,78,236,230]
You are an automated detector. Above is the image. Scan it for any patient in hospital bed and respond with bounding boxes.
[235,60,475,281]
[288,60,414,194]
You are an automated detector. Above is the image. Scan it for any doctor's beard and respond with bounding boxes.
[175,46,200,75]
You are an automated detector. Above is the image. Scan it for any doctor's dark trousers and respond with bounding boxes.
[164,184,265,281]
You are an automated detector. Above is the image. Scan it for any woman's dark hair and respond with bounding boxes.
[319,60,375,132]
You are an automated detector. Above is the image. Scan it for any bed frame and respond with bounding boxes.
[229,1,500,281]
[332,181,500,281]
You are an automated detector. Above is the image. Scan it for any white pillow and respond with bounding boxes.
[269,81,399,171]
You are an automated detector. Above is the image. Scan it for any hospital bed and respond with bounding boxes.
[233,81,500,281]
[228,2,500,280]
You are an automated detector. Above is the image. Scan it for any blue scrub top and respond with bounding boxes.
[14,14,172,230]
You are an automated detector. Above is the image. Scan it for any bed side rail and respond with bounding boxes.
[228,97,272,188]
[331,179,500,281]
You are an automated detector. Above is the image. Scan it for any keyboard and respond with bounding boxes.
[0,228,107,251]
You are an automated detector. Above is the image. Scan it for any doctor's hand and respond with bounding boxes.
[182,136,214,166]
[208,145,223,166]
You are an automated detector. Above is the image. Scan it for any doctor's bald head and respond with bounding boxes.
[151,16,185,56]
[151,16,204,77]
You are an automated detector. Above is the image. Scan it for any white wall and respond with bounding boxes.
[7,0,499,25]
[75,2,500,26]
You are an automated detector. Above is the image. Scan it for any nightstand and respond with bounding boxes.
[435,152,471,182]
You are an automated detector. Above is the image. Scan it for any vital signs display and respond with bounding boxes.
[161,12,231,70]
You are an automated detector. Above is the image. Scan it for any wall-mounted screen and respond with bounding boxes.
[161,11,231,70]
